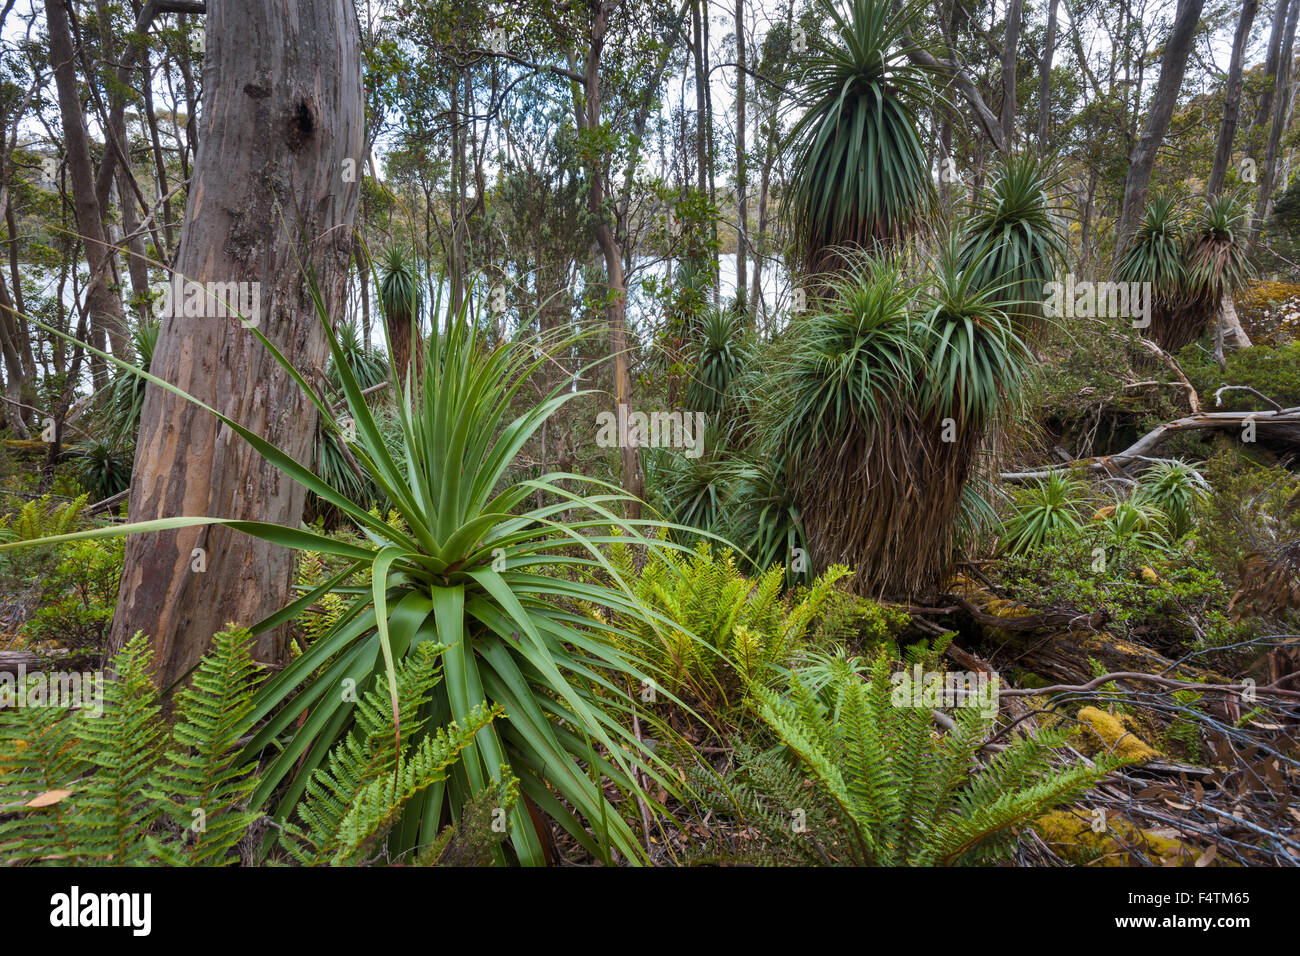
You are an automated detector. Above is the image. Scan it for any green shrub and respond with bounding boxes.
[1196,443,1300,582]
[20,537,124,651]
[1180,340,1300,412]
[994,523,1251,649]
[810,588,911,652]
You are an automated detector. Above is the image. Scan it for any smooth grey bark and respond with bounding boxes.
[1208,0,1259,196]
[1252,0,1300,247]
[1036,0,1060,144]
[1000,0,1025,147]
[1255,0,1291,128]
[735,0,747,308]
[1116,0,1206,244]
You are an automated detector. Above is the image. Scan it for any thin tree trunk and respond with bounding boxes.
[702,3,716,301]
[449,77,466,314]
[0,264,28,437]
[357,238,371,350]
[1255,0,1291,128]
[1252,0,1300,247]
[735,0,746,310]
[140,49,176,259]
[116,165,150,320]
[1000,0,1025,147]
[692,0,707,197]
[1116,0,1206,244]
[1208,0,1259,196]
[45,0,130,372]
[4,203,31,377]
[108,0,364,687]
[750,114,771,320]
[1036,0,1059,145]
[582,0,642,516]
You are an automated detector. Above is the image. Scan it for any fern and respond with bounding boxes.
[728,652,1126,865]
[2,630,507,867]
[604,541,850,711]
[146,626,264,865]
[0,629,262,866]
[281,641,503,865]
[0,683,83,862]
[680,738,835,866]
[0,494,90,543]
[57,636,167,864]
[294,551,350,644]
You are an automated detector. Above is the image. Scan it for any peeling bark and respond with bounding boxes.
[108,0,364,688]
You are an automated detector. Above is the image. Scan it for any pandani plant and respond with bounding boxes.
[1115,192,1186,347]
[759,238,1032,600]
[958,152,1066,334]
[786,0,934,274]
[1179,192,1254,349]
[377,246,423,388]
[1,272,695,867]
[1116,192,1253,352]
[759,255,928,596]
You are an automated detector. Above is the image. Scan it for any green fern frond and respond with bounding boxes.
[738,651,1123,865]
[0,688,83,863]
[413,771,519,866]
[282,642,502,865]
[147,626,264,865]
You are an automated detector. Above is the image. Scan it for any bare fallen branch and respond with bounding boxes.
[1001,405,1300,482]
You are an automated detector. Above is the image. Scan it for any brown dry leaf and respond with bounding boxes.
[1194,845,1218,867]
[25,789,71,808]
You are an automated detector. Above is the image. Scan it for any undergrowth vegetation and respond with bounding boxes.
[0,0,1297,874]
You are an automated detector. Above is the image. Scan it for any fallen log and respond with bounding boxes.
[1001,405,1300,482]
[0,650,98,677]
[976,623,1225,687]
[940,579,1227,687]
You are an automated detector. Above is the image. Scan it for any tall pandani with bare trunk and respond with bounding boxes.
[378,246,423,389]
[959,153,1068,334]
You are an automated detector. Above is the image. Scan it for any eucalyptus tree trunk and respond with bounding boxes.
[1252,0,1300,248]
[1036,0,1059,145]
[45,0,129,377]
[735,0,747,310]
[109,0,364,688]
[1000,0,1025,147]
[1115,0,1205,245]
[582,0,643,516]
[1255,0,1292,129]
[1208,0,1259,197]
